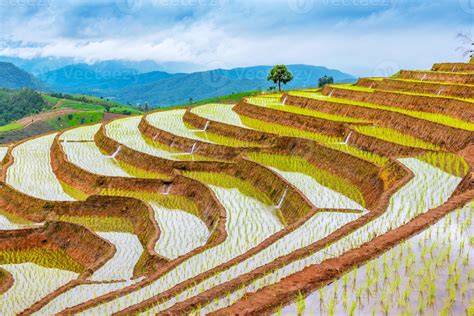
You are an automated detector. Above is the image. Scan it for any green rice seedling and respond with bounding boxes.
[7,134,75,201]
[245,95,369,123]
[248,152,366,207]
[291,89,474,131]
[348,300,357,316]
[355,126,441,150]
[239,115,341,144]
[295,291,306,315]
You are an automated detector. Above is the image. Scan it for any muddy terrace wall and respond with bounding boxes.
[51,134,227,248]
[182,103,404,210]
[145,159,413,316]
[397,70,474,85]
[283,94,473,152]
[183,109,279,146]
[432,62,474,72]
[138,115,243,160]
[0,182,161,275]
[0,267,13,294]
[454,144,474,196]
[273,136,403,209]
[0,221,113,276]
[102,110,400,220]
[347,129,427,157]
[209,168,473,316]
[322,85,474,122]
[234,101,347,137]
[94,124,176,176]
[179,158,315,225]
[96,118,316,225]
[357,78,474,99]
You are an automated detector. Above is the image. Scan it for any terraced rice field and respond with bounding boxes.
[0,60,472,315]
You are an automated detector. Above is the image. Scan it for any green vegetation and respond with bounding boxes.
[290,90,474,131]
[267,65,294,92]
[416,152,469,177]
[0,89,48,126]
[183,171,273,206]
[248,152,365,206]
[318,75,334,87]
[56,215,134,234]
[354,126,441,150]
[0,249,83,273]
[45,93,142,115]
[171,90,261,109]
[0,122,23,132]
[246,95,369,123]
[101,188,200,217]
[240,115,342,143]
[46,111,104,130]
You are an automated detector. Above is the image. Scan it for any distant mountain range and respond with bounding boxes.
[0,57,356,107]
[0,62,42,89]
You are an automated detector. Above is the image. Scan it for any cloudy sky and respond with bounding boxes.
[0,0,473,76]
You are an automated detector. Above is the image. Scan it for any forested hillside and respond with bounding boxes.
[0,89,47,126]
[0,62,42,89]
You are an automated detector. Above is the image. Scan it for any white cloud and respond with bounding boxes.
[0,0,472,75]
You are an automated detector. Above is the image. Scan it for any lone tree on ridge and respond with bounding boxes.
[267,65,293,92]
[318,75,334,88]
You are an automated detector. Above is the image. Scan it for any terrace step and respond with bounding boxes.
[322,85,474,122]
[234,101,348,138]
[397,70,474,84]
[432,62,474,73]
[183,108,279,146]
[282,93,473,151]
[356,78,474,99]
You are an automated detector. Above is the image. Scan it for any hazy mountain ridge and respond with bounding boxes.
[0,57,356,107]
[0,62,43,89]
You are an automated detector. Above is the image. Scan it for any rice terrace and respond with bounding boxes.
[0,56,471,316]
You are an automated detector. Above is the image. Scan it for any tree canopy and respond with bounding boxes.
[267,65,293,92]
[0,89,47,126]
[318,75,334,88]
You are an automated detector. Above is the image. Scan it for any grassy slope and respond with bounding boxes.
[43,94,142,114]
[165,90,261,110]
[0,122,23,132]
[46,111,105,130]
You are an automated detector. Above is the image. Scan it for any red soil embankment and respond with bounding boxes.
[432,62,474,73]
[183,103,404,211]
[156,158,412,316]
[234,101,347,137]
[357,78,474,99]
[138,114,244,160]
[115,157,404,315]
[0,268,14,294]
[183,109,279,146]
[322,85,474,122]
[347,128,428,157]
[273,136,403,209]
[397,70,474,85]
[0,221,114,277]
[283,94,473,152]
[16,109,79,127]
[210,181,473,316]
